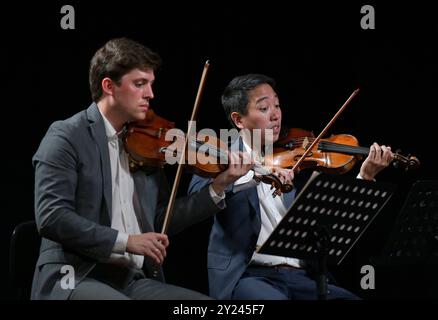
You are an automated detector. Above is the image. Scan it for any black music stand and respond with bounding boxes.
[258,172,396,299]
[377,180,438,266]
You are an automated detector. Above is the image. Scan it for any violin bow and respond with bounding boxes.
[161,61,210,234]
[291,88,361,172]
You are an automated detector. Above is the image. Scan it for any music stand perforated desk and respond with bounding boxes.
[258,172,396,299]
[377,180,438,266]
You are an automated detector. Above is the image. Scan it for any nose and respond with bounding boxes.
[270,106,281,122]
[144,83,154,100]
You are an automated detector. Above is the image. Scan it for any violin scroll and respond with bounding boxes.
[254,173,294,197]
[392,150,420,171]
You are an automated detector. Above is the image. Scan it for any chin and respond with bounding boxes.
[137,111,148,119]
[268,133,280,144]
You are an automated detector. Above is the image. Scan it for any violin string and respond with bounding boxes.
[286,137,370,155]
[288,138,409,162]
[318,141,370,155]
[192,140,228,162]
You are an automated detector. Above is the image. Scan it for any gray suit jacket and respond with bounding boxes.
[31,103,220,300]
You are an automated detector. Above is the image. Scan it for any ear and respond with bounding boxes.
[230,111,245,129]
[101,77,115,96]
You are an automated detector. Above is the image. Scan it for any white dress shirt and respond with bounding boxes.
[233,137,368,268]
[100,111,144,269]
[235,139,302,268]
[100,109,224,269]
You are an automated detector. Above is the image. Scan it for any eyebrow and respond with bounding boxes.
[134,78,154,83]
[255,94,278,105]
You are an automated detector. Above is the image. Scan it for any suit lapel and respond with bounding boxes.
[246,187,260,214]
[282,188,297,211]
[86,103,112,223]
[133,171,155,232]
[246,188,262,236]
[233,136,263,234]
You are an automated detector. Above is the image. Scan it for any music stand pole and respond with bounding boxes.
[314,226,329,300]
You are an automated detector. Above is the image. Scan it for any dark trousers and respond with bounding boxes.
[231,266,360,300]
[69,263,212,300]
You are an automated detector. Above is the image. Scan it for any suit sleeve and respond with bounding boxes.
[33,122,118,261]
[155,171,223,236]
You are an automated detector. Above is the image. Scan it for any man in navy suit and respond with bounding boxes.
[189,74,393,300]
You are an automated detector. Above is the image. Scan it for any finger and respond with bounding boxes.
[227,151,234,166]
[146,247,162,264]
[239,151,253,169]
[278,171,289,184]
[241,151,252,166]
[381,145,393,164]
[373,143,382,162]
[156,234,169,247]
[272,169,284,183]
[368,144,376,160]
[230,152,240,167]
[156,247,166,261]
[224,149,230,163]
[285,169,294,181]
[235,154,245,171]
[235,152,245,168]
[277,174,286,184]
[155,241,167,257]
[277,169,294,182]
[154,243,167,262]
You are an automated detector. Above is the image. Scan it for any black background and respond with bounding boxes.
[2,1,438,300]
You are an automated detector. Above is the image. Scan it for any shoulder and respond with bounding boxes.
[33,109,89,164]
[47,109,89,137]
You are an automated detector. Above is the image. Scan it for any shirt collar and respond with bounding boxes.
[98,108,125,141]
[240,131,264,164]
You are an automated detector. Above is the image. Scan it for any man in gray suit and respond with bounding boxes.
[32,38,252,300]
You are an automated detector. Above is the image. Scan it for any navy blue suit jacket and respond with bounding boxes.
[189,162,311,299]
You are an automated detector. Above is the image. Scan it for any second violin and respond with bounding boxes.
[269,127,420,174]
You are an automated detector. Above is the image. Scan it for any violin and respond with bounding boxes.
[269,127,420,173]
[123,109,293,195]
[124,109,175,170]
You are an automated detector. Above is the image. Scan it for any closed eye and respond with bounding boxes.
[135,81,146,87]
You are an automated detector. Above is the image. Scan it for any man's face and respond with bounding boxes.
[112,68,155,122]
[235,83,282,145]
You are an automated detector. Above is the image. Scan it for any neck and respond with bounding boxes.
[97,100,125,132]
[239,129,277,159]
[240,130,263,153]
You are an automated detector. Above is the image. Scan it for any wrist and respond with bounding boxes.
[211,177,227,195]
[359,171,374,181]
